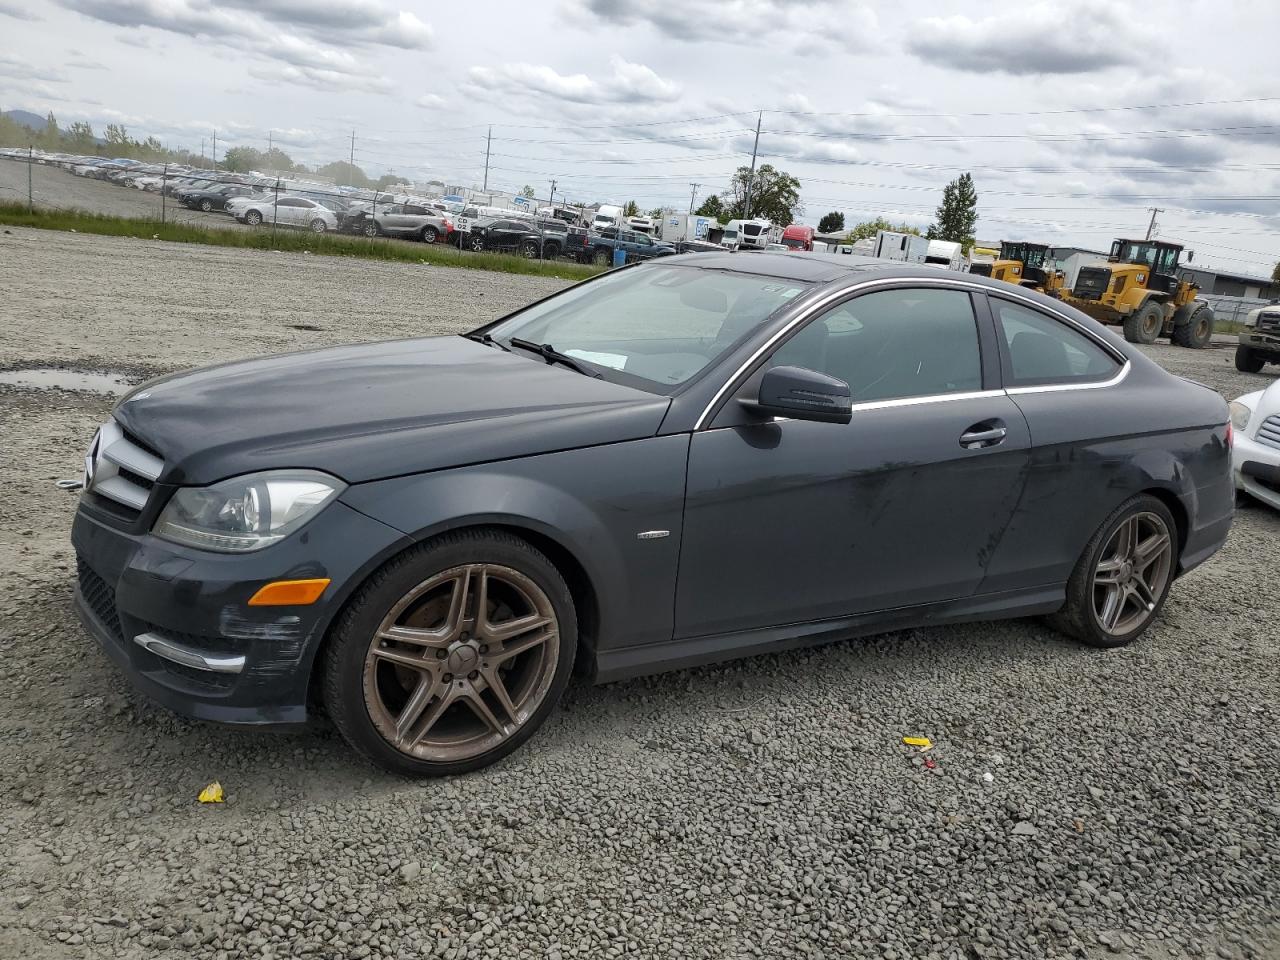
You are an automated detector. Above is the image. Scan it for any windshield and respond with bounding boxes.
[1111,240,1179,271]
[781,237,805,248]
[486,264,811,393]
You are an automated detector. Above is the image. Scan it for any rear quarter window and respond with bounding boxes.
[992,298,1121,386]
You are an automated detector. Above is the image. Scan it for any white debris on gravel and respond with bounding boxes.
[0,230,1277,959]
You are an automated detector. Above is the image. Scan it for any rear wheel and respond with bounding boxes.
[421,226,438,244]
[1048,494,1177,649]
[1235,344,1266,373]
[592,249,610,266]
[1172,303,1213,348]
[1122,301,1164,344]
[322,530,576,776]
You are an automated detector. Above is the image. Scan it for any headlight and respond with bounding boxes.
[154,470,345,553]
[1229,400,1252,433]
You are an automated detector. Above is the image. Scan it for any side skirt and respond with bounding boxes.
[592,584,1065,684]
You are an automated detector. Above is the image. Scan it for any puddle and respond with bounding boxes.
[290,324,324,332]
[0,368,134,395]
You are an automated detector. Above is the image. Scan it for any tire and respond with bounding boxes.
[521,241,539,259]
[322,530,577,777]
[469,235,486,252]
[1122,301,1164,344]
[592,249,610,267]
[421,226,438,244]
[362,222,379,238]
[543,242,561,260]
[244,209,263,226]
[199,199,212,212]
[1235,344,1265,373]
[1048,494,1178,649]
[309,218,327,233]
[1171,303,1213,348]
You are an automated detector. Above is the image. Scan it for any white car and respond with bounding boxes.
[1230,378,1280,509]
[232,196,338,232]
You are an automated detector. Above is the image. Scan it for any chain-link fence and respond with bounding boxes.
[1201,293,1274,326]
[0,148,588,264]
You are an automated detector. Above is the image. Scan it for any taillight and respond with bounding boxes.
[443,219,453,230]
[1226,421,1233,448]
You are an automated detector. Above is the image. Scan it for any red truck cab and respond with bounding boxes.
[781,224,814,251]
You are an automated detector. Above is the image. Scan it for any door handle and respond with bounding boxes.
[959,423,1007,449]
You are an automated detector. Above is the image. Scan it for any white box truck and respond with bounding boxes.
[925,239,965,270]
[873,230,929,264]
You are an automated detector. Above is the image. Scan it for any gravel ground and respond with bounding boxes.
[1,229,1278,960]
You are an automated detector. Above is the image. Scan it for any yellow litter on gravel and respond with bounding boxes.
[902,736,932,749]
[197,781,224,804]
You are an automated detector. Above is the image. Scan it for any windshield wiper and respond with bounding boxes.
[509,337,602,378]
[464,332,510,352]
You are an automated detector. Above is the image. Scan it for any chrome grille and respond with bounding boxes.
[1256,414,1280,450]
[1257,311,1280,332]
[85,419,163,514]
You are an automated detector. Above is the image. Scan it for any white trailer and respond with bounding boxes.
[925,239,965,270]
[873,230,929,264]
[658,214,717,243]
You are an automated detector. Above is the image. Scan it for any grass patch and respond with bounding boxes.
[0,201,601,281]
[1213,320,1251,336]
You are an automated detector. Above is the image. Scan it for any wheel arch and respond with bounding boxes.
[1139,486,1189,560]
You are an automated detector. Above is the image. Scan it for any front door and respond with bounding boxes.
[675,286,1031,639]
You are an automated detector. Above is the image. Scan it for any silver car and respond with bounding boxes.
[234,196,338,232]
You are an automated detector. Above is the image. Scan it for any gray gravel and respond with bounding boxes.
[1,230,1278,959]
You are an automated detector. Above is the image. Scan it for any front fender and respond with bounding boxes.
[338,435,691,654]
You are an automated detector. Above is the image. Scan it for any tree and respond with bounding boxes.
[520,184,536,198]
[694,195,725,219]
[723,163,802,225]
[648,207,664,219]
[622,199,640,218]
[315,160,370,188]
[1272,260,1280,283]
[65,121,96,152]
[817,211,844,234]
[845,217,922,243]
[221,146,263,173]
[928,172,978,252]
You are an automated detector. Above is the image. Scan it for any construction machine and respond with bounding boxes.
[1058,238,1214,347]
[968,241,1066,296]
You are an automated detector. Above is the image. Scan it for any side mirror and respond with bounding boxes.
[743,365,852,424]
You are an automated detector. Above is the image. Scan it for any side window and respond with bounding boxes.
[770,288,983,403]
[992,298,1120,386]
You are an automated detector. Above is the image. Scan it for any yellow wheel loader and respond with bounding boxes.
[969,241,1067,296]
[1059,238,1214,348]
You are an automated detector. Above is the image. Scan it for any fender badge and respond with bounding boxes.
[636,530,670,540]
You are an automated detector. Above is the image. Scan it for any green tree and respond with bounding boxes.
[723,163,802,225]
[845,217,922,243]
[520,184,536,198]
[622,199,640,218]
[66,121,96,152]
[315,160,370,188]
[928,172,978,252]
[221,146,264,173]
[817,211,844,234]
[1272,260,1280,283]
[39,112,59,150]
[648,207,664,218]
[694,194,725,219]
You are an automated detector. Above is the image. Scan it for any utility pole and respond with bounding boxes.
[743,111,762,220]
[211,129,217,170]
[200,137,205,162]
[1145,207,1164,241]
[267,130,273,156]
[482,125,492,193]
[549,178,557,210]
[349,129,356,187]
[688,182,700,213]
[27,144,33,211]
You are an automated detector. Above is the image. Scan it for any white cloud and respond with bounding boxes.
[907,1,1145,75]
[414,93,445,109]
[466,56,680,106]
[0,0,41,19]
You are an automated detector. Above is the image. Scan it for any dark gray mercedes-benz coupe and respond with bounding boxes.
[71,253,1233,775]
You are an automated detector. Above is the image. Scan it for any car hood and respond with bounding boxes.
[114,336,671,485]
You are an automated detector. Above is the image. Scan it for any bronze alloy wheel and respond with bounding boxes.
[362,563,559,763]
[1091,511,1174,636]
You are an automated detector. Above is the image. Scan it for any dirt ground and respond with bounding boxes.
[1,227,1278,959]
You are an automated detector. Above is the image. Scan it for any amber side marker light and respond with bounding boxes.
[248,578,331,606]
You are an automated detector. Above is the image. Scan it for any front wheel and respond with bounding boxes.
[362,222,379,238]
[309,218,327,233]
[1122,302,1164,344]
[322,531,577,776]
[592,249,610,266]
[1171,304,1213,348]
[244,210,263,226]
[521,241,539,259]
[199,199,213,212]
[1235,344,1265,373]
[469,235,485,252]
[1048,494,1177,649]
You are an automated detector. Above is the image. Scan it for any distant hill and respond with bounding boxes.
[3,109,49,130]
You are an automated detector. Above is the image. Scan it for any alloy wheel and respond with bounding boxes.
[1092,512,1173,636]
[362,563,559,762]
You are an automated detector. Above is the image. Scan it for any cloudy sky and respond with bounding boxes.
[3,0,1280,275]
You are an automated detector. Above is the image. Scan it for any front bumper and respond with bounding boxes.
[1240,332,1280,358]
[1233,430,1280,510]
[71,497,409,726]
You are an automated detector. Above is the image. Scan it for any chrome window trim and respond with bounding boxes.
[695,275,1129,430]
